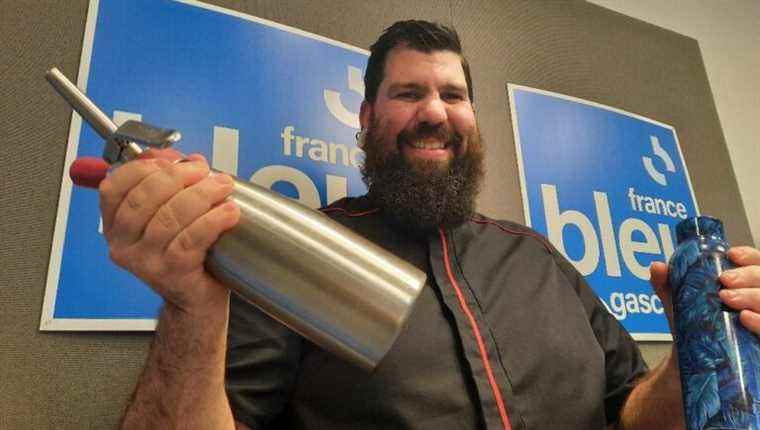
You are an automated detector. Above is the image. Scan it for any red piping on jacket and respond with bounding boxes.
[438,227,512,430]
[320,207,380,217]
[469,217,553,253]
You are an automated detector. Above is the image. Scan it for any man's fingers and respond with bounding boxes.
[138,147,186,162]
[100,158,171,233]
[163,200,240,272]
[720,265,760,289]
[719,288,760,313]
[739,310,760,334]
[109,160,210,246]
[143,173,235,250]
[728,246,760,266]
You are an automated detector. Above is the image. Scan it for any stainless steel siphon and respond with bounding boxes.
[46,67,426,371]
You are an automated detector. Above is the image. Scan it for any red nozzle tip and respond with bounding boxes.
[70,157,110,189]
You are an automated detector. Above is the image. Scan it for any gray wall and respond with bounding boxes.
[1,1,750,428]
[588,0,760,248]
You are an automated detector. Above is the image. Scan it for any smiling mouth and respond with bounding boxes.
[407,139,448,150]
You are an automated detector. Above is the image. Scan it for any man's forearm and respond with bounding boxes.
[121,299,235,430]
[617,348,685,430]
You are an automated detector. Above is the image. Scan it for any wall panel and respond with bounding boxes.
[0,0,747,427]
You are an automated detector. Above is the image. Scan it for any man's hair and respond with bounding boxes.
[364,20,474,103]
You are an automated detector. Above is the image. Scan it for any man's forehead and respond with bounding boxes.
[380,47,467,85]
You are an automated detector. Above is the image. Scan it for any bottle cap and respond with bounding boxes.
[676,216,724,244]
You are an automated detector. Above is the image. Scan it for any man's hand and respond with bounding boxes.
[648,261,672,330]
[99,149,240,316]
[717,247,760,331]
[101,150,242,429]
[619,245,760,430]
[649,246,760,335]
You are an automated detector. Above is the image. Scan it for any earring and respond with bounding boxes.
[356,129,367,149]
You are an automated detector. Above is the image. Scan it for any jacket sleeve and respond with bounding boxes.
[551,250,650,424]
[225,292,302,429]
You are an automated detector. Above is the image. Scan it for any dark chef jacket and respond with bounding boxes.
[225,195,648,430]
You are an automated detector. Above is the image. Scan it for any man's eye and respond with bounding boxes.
[396,91,420,100]
[443,93,465,102]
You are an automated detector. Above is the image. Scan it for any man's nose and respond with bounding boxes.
[416,96,447,126]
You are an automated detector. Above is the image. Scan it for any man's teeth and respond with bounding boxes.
[409,140,445,149]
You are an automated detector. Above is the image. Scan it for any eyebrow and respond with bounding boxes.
[388,83,426,93]
[387,82,468,94]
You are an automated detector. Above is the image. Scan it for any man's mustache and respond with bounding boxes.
[397,123,463,149]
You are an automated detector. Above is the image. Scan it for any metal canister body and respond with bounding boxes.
[207,178,426,371]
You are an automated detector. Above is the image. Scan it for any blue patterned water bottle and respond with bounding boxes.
[670,216,760,430]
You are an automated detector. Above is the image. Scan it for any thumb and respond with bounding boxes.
[650,261,675,332]
[650,261,669,298]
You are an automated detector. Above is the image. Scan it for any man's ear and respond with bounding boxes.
[359,100,372,130]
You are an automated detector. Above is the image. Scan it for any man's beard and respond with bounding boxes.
[360,119,485,234]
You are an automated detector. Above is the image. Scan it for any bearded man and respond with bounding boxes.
[103,20,760,430]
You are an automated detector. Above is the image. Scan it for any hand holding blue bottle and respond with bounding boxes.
[647,217,760,430]
[649,246,760,330]
[716,247,760,329]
